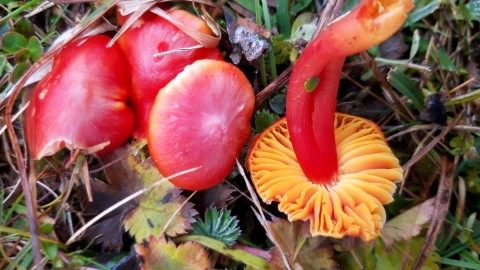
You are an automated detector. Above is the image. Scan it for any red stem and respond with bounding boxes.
[286,0,413,184]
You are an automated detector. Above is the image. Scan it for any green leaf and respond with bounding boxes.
[409,29,420,60]
[192,208,241,247]
[2,32,28,53]
[254,110,279,133]
[466,0,480,22]
[13,18,34,37]
[11,61,29,83]
[304,76,320,92]
[28,36,43,61]
[41,242,58,261]
[291,0,313,15]
[405,0,441,27]
[387,68,424,111]
[269,93,286,114]
[436,47,457,72]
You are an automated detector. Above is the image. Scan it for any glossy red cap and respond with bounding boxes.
[149,60,255,191]
[26,35,134,159]
[118,9,223,139]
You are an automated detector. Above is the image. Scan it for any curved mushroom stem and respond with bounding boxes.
[286,0,413,184]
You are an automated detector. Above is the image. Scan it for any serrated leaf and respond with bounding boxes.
[254,111,279,133]
[2,32,28,54]
[124,156,197,243]
[28,36,43,61]
[382,198,435,247]
[192,208,241,246]
[136,236,210,270]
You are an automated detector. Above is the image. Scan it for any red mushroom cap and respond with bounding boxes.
[118,9,224,139]
[148,59,255,191]
[26,35,134,159]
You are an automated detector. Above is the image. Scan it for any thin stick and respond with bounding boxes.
[66,167,199,245]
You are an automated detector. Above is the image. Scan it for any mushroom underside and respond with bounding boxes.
[247,113,403,242]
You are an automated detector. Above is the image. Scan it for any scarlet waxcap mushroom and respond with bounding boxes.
[247,0,412,242]
[247,115,402,242]
[118,9,224,139]
[26,35,134,159]
[149,59,255,191]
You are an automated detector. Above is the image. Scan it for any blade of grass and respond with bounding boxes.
[276,0,291,37]
[404,0,441,27]
[255,0,267,87]
[261,0,277,79]
[387,68,424,111]
[439,258,480,269]
[0,0,42,24]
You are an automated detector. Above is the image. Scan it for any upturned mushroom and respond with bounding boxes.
[247,0,413,242]
[149,59,255,191]
[26,35,134,159]
[118,9,224,139]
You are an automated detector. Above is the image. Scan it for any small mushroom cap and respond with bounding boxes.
[247,113,403,242]
[149,59,255,191]
[26,35,134,159]
[118,9,224,139]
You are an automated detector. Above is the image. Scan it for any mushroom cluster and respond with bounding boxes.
[247,0,413,242]
[26,7,255,191]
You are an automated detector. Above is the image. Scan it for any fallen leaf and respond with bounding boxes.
[123,155,197,243]
[76,147,139,250]
[136,236,210,270]
[335,237,440,270]
[382,198,435,247]
[267,218,337,270]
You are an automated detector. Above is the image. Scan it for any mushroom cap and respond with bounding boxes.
[25,35,134,159]
[118,9,224,139]
[149,59,255,191]
[247,113,403,242]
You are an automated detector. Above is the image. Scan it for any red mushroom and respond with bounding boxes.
[247,0,413,241]
[118,9,224,139]
[148,59,255,191]
[26,35,134,159]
